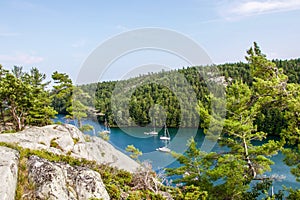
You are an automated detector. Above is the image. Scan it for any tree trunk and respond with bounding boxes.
[243,137,256,178]
[0,105,5,126]
[10,106,23,131]
[78,118,82,128]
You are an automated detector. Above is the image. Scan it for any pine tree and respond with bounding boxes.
[51,71,73,114]
[25,67,57,126]
[66,87,90,128]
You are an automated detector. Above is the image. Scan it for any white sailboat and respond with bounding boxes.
[144,119,158,135]
[101,117,110,134]
[157,124,171,153]
[156,146,171,153]
[160,124,171,140]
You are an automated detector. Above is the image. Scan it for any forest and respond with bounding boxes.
[0,43,299,199]
[79,49,300,137]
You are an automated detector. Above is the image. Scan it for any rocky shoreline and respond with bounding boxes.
[0,124,141,200]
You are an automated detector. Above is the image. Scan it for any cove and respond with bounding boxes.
[53,115,299,192]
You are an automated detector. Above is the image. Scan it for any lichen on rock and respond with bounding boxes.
[27,155,110,200]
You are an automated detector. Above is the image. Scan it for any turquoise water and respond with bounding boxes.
[54,115,299,191]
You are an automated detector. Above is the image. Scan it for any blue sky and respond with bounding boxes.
[1,0,300,82]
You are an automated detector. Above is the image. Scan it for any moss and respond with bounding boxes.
[54,121,62,125]
[84,135,91,142]
[0,142,172,200]
[1,129,16,134]
[50,138,59,148]
[38,141,46,145]
[73,137,79,144]
[98,132,110,141]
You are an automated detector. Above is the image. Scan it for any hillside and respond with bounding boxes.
[79,58,300,133]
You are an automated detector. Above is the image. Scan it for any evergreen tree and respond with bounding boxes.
[25,67,57,126]
[66,87,90,128]
[0,69,32,130]
[51,71,73,114]
[168,43,289,199]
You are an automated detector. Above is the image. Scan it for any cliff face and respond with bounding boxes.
[0,124,140,200]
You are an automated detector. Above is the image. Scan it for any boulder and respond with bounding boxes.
[0,124,139,172]
[27,155,110,200]
[0,146,19,200]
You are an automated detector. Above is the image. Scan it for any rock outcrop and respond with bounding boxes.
[27,155,110,200]
[0,146,19,200]
[0,124,139,172]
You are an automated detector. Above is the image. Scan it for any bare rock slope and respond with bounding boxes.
[0,124,139,172]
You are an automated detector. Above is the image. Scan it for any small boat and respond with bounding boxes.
[101,130,110,134]
[157,124,171,153]
[102,117,110,134]
[144,119,158,135]
[144,130,158,135]
[156,146,171,153]
[160,124,170,140]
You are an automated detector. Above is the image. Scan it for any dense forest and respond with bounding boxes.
[1,43,300,199]
[79,52,300,136]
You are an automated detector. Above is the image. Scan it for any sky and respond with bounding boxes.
[1,0,300,83]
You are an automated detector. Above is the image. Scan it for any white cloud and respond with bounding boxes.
[229,0,300,16]
[0,53,44,65]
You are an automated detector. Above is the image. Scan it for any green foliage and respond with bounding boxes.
[167,43,300,199]
[167,138,213,189]
[0,66,56,131]
[50,138,59,148]
[51,71,73,114]
[0,142,166,200]
[126,144,142,161]
[80,50,300,131]
[51,72,92,129]
[98,131,110,141]
[66,87,91,128]
[79,124,94,133]
[25,67,57,126]
[286,188,300,200]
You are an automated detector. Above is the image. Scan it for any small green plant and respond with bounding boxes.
[55,121,62,125]
[84,135,91,142]
[50,138,59,148]
[1,129,16,134]
[98,131,110,141]
[39,141,46,145]
[79,124,94,133]
[72,137,79,144]
[126,144,142,161]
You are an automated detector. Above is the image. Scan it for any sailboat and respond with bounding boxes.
[160,124,170,140]
[156,145,171,153]
[144,119,158,135]
[101,117,110,134]
[156,124,171,153]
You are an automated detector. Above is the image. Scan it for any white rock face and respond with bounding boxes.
[0,146,19,200]
[27,155,110,200]
[0,124,139,172]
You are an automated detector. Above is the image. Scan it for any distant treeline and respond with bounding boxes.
[79,58,300,135]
